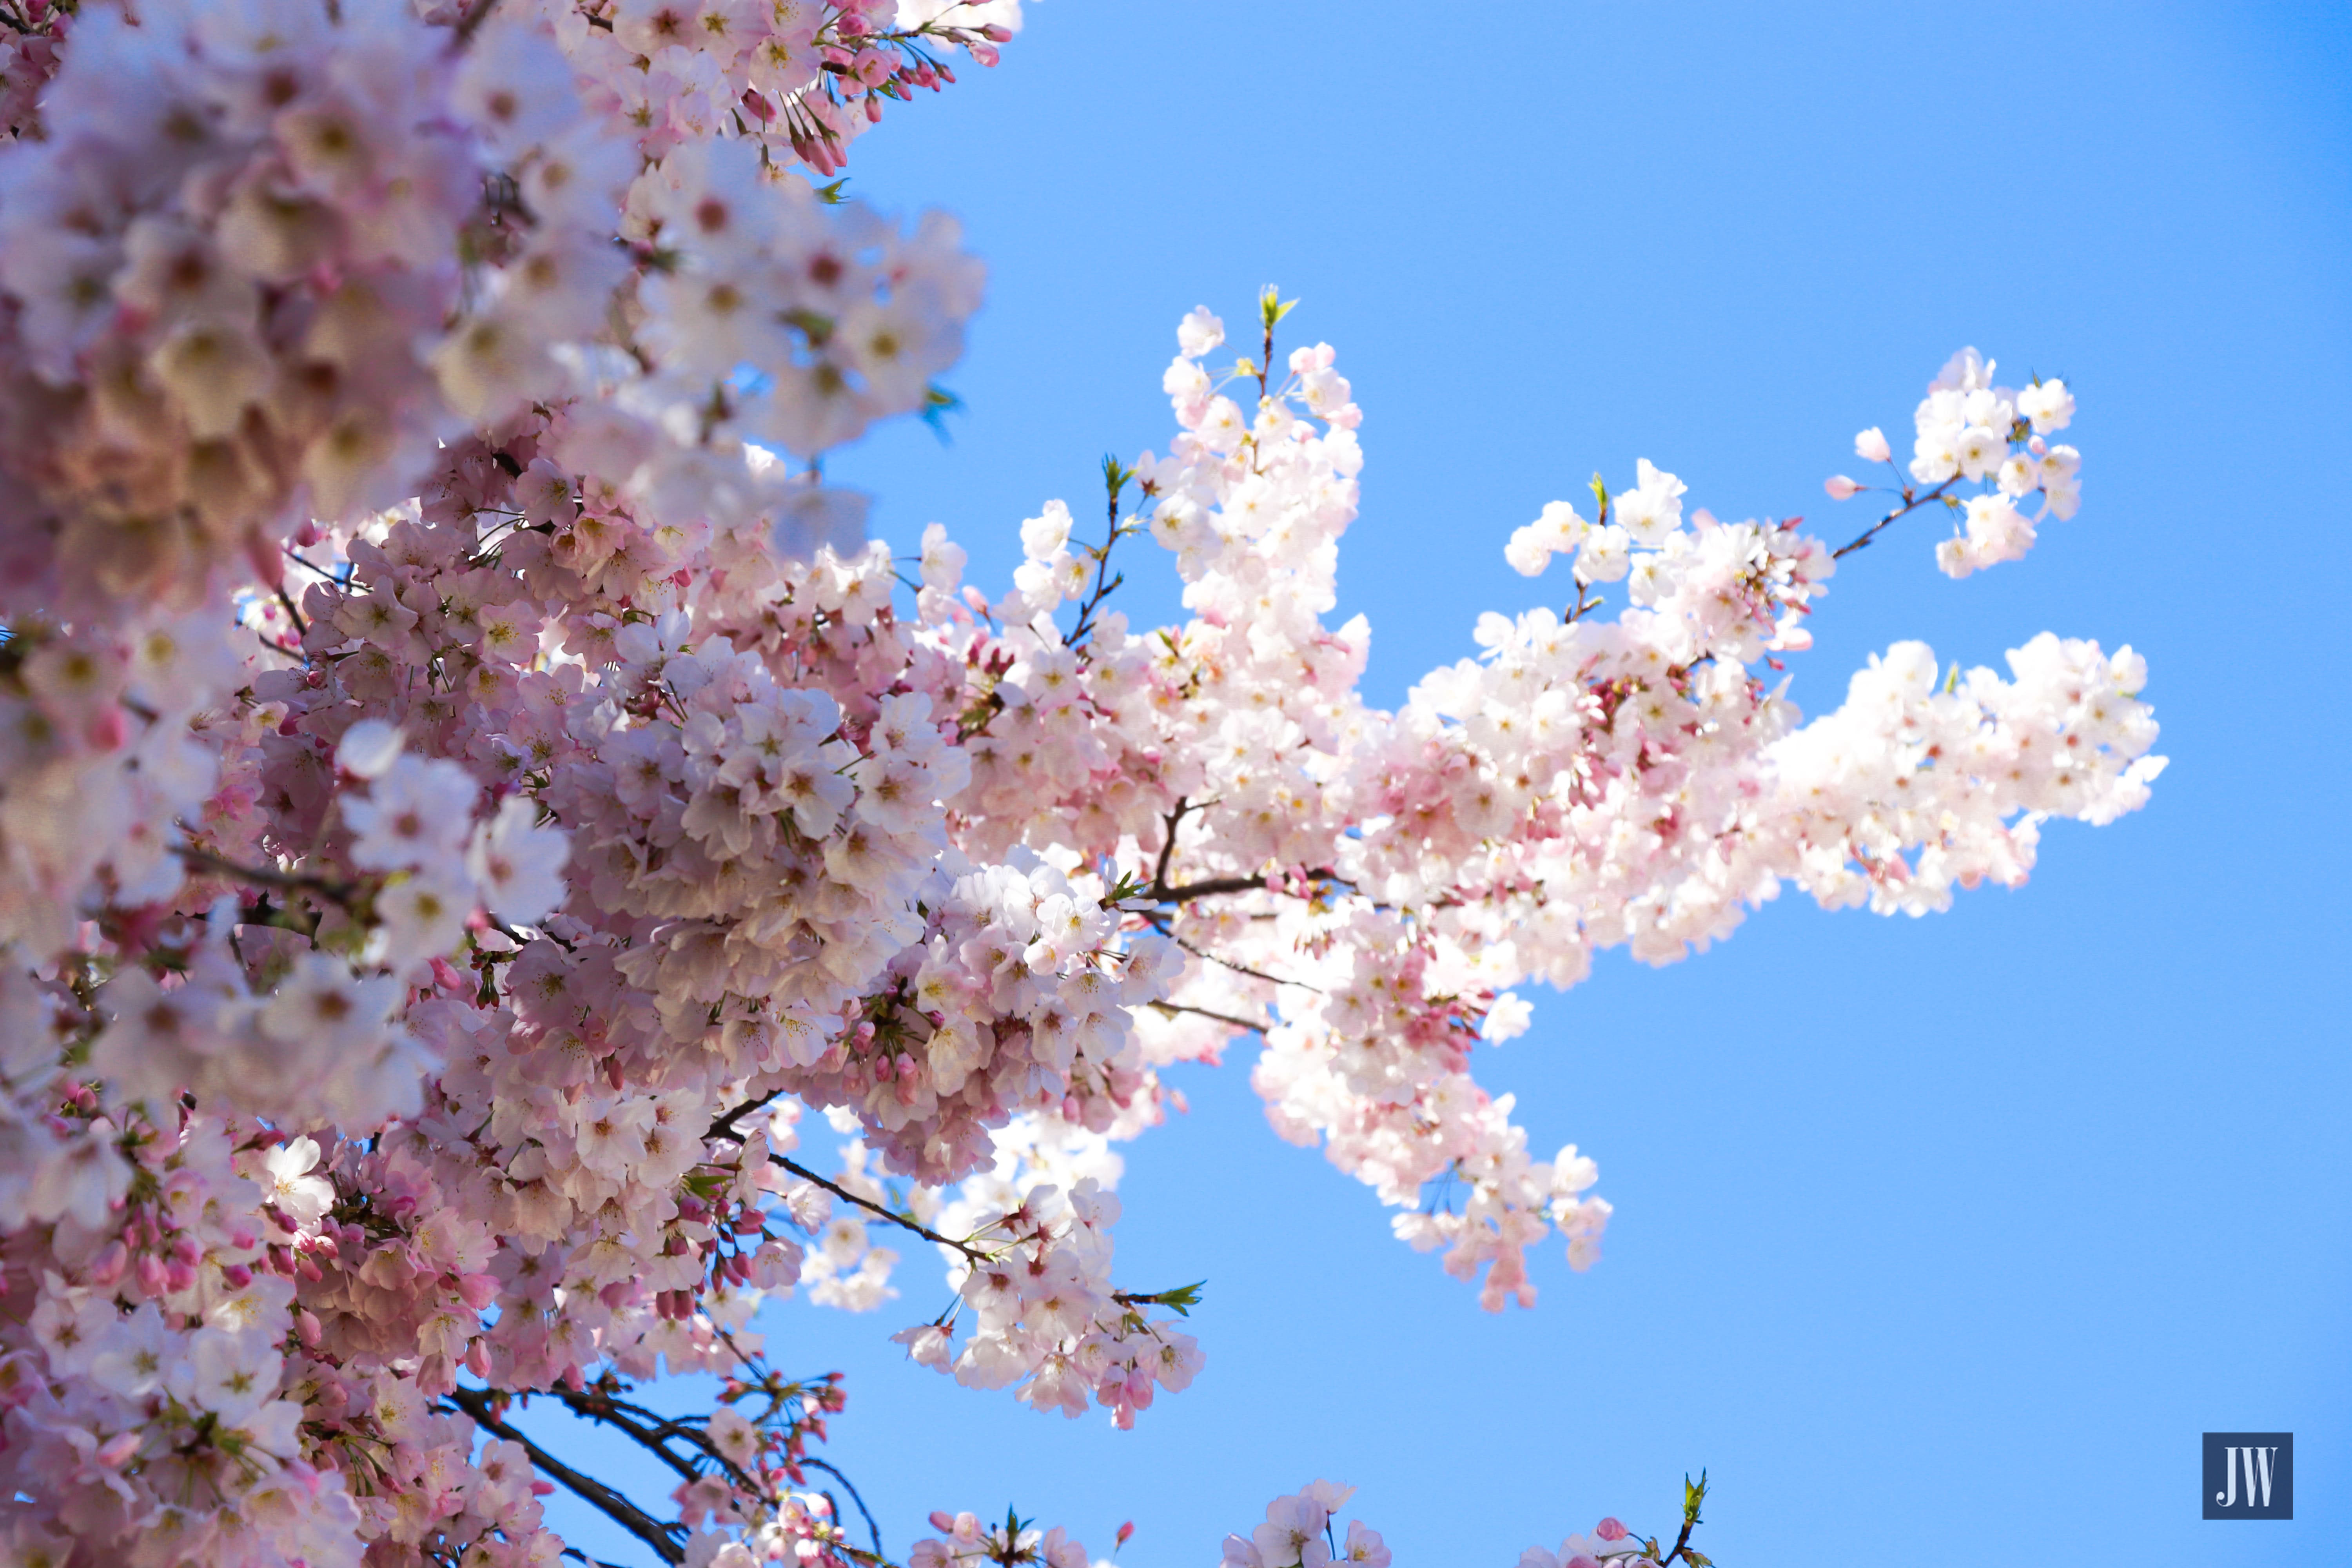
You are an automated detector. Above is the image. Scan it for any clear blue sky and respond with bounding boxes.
[542,5,2352,1563]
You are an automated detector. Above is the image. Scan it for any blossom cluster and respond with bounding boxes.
[0,0,987,639]
[528,0,1026,173]
[1825,348,2081,578]
[0,0,617,622]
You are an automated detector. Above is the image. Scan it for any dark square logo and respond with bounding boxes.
[2204,1432,2293,1519]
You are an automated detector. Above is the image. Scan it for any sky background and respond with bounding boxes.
[539,4,2351,1564]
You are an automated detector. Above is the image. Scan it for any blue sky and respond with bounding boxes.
[541,5,2352,1563]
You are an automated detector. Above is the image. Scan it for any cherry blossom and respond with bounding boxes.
[0,5,2161,1565]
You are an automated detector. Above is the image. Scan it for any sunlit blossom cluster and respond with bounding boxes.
[1825,348,2082,579]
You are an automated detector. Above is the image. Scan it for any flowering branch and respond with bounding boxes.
[1831,475,1960,558]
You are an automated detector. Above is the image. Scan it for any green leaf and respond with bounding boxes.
[1259,283,1299,331]
[1123,1280,1206,1316]
[1101,454,1135,507]
[920,384,963,443]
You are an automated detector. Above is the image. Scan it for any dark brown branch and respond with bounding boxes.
[273,583,309,639]
[706,1092,781,1146]
[1153,873,1272,902]
[175,845,358,906]
[550,1385,779,1511]
[445,1388,686,1565]
[1153,867,1351,904]
[1148,799,1189,898]
[1832,476,1959,559]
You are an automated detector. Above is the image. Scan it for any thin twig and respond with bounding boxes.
[700,1134,989,1265]
[797,1457,885,1559]
[1832,476,1958,558]
[1157,927,1321,994]
[1147,999,1272,1033]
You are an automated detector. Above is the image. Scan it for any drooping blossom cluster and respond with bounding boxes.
[0,1,2161,1562]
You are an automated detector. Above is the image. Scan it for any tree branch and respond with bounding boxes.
[175,845,358,906]
[1147,799,1189,899]
[444,1388,687,1566]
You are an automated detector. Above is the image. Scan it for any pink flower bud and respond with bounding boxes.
[1854,426,1893,463]
[95,1431,141,1468]
[133,1251,167,1296]
[86,1241,127,1287]
[1595,1518,1628,1542]
[1824,475,1861,500]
